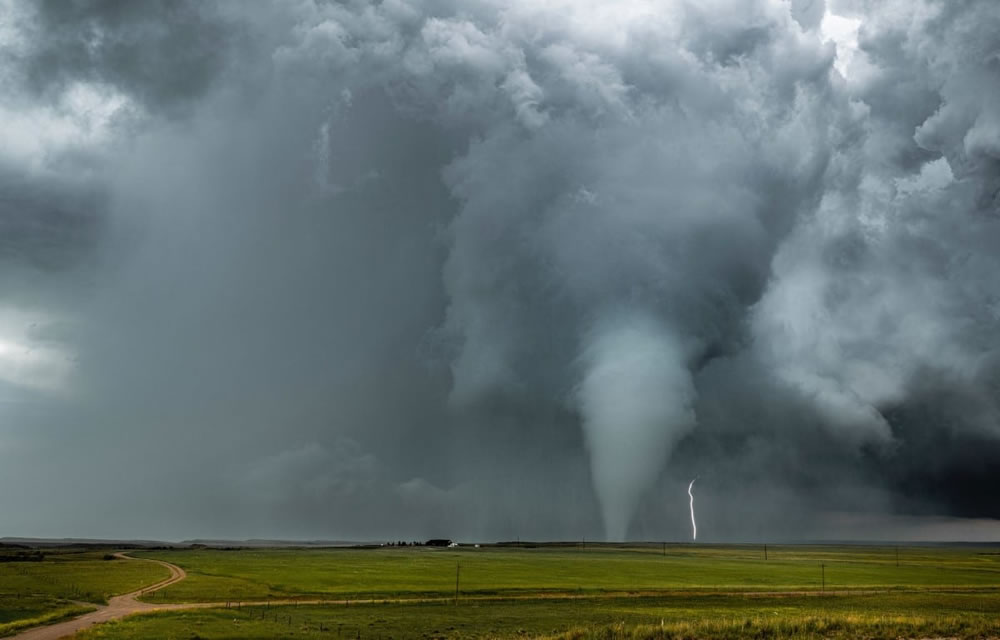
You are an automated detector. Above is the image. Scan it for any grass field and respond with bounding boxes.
[77,591,1000,640]
[6,544,1000,639]
[0,548,169,637]
[82,544,999,640]
[133,544,1000,603]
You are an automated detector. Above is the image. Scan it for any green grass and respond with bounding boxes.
[76,592,1000,640]
[550,614,1000,640]
[134,544,1000,603]
[0,548,169,636]
[0,600,95,638]
[0,549,169,604]
[11,544,1000,639]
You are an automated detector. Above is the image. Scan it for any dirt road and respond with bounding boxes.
[10,553,192,640]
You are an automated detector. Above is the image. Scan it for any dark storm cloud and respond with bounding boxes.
[751,0,1000,523]
[11,0,234,113]
[1,0,999,542]
[0,166,103,274]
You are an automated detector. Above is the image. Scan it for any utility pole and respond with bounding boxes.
[764,544,767,561]
[895,546,899,567]
[455,562,461,604]
[662,542,666,557]
[821,563,825,593]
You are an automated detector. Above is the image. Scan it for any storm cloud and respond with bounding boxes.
[1,0,999,542]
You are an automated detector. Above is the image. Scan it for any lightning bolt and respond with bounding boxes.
[688,478,697,541]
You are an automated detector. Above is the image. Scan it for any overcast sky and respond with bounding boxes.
[1,0,999,543]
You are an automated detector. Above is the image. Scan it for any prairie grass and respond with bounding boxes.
[77,590,1000,639]
[134,544,1000,603]
[0,601,95,638]
[0,548,167,636]
[550,613,1000,640]
[9,544,1000,639]
[0,550,168,605]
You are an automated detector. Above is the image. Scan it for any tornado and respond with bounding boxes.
[577,314,696,541]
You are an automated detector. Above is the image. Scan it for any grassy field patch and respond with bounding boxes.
[0,548,168,636]
[0,599,95,638]
[0,549,169,605]
[134,544,1000,603]
[9,545,1000,639]
[77,592,1000,640]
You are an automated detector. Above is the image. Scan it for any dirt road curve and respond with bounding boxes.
[11,553,192,640]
